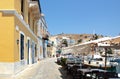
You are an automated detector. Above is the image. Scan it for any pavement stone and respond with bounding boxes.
[15,58,66,79]
[0,58,72,79]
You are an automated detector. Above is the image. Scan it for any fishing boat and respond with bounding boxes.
[83,54,118,71]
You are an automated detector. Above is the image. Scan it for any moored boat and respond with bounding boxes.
[83,54,117,71]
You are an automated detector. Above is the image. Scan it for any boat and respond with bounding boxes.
[83,54,117,71]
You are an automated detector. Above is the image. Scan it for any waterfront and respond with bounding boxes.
[0,0,120,79]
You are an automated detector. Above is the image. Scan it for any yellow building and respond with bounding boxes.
[0,0,42,76]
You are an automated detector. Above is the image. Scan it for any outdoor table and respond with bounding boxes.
[67,63,81,69]
[109,78,120,79]
[67,63,73,67]
[77,68,107,79]
[67,64,74,70]
[67,64,74,74]
[77,68,106,74]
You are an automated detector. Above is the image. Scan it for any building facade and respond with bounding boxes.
[0,0,49,76]
[49,36,61,57]
[37,13,49,59]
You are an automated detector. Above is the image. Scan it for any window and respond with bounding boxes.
[28,12,30,26]
[20,34,24,60]
[21,0,24,17]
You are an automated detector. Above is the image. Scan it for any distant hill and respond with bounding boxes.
[52,33,103,45]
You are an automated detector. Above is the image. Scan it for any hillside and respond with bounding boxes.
[52,33,103,45]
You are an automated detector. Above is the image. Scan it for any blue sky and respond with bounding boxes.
[40,0,120,36]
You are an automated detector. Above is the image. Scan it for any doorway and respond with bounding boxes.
[20,34,24,60]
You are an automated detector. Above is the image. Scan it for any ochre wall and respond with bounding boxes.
[14,0,21,14]
[0,0,15,10]
[0,12,14,62]
[15,0,29,24]
[14,16,37,62]
[0,0,38,62]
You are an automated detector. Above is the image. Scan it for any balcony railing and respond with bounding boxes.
[42,34,49,40]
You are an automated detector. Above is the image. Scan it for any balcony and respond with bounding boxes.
[47,43,51,47]
[42,34,49,40]
[29,1,41,20]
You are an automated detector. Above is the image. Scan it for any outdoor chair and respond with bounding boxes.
[84,72,93,79]
[96,72,105,79]
[71,65,81,74]
[73,70,83,79]
[104,72,118,79]
[91,70,99,79]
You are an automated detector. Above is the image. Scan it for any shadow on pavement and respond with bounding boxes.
[58,66,72,79]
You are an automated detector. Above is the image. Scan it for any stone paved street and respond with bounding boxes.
[14,58,71,79]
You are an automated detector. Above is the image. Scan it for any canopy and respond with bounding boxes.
[62,36,120,55]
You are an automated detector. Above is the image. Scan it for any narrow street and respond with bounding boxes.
[15,58,71,79]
